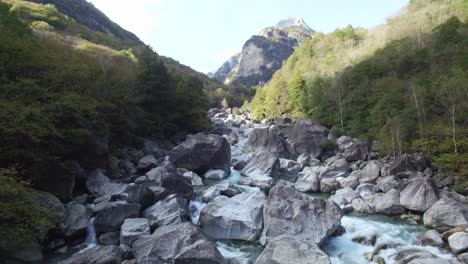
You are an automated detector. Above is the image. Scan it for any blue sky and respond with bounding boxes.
[88,0,409,73]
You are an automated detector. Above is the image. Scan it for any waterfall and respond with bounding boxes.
[189,197,206,225]
[84,217,97,247]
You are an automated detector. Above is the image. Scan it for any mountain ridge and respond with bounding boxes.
[213,17,314,87]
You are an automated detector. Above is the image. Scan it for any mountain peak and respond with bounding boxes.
[276,17,313,32]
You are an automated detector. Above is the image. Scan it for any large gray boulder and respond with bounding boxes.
[133,222,225,264]
[241,153,280,189]
[120,218,150,246]
[137,155,159,171]
[243,128,294,159]
[352,198,375,214]
[99,183,128,197]
[319,158,350,178]
[374,189,406,215]
[126,184,155,209]
[274,120,329,158]
[377,176,402,193]
[145,162,193,199]
[294,167,320,192]
[359,160,382,183]
[320,177,338,193]
[278,159,302,182]
[421,229,444,247]
[170,133,231,174]
[255,239,330,264]
[59,245,121,264]
[449,232,468,254]
[94,201,141,234]
[202,182,242,203]
[393,248,458,264]
[338,174,360,189]
[400,177,439,212]
[200,190,265,241]
[423,198,468,232]
[142,194,188,230]
[86,169,110,194]
[330,187,360,208]
[64,204,90,240]
[260,182,343,245]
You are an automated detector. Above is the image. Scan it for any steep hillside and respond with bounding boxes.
[251,0,468,185]
[214,17,314,87]
[28,0,143,45]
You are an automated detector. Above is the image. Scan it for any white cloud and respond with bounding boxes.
[87,0,164,44]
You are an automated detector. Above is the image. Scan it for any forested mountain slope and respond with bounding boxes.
[250,0,468,183]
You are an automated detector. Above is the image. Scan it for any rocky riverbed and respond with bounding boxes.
[24,108,468,264]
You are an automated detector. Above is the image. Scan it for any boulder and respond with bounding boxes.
[98,232,120,246]
[388,154,416,175]
[423,198,468,232]
[203,183,242,202]
[356,183,378,200]
[377,176,402,193]
[64,204,90,240]
[94,201,141,234]
[320,158,350,178]
[133,222,225,264]
[352,198,375,214]
[142,194,188,230]
[255,239,330,264]
[232,160,247,171]
[243,128,294,159]
[343,142,369,162]
[278,159,302,182]
[204,169,229,180]
[458,253,468,263]
[146,162,193,199]
[275,119,329,158]
[137,155,159,171]
[421,230,444,247]
[99,183,128,197]
[241,154,280,189]
[320,178,338,193]
[86,169,110,195]
[449,232,468,254]
[120,218,150,246]
[183,171,204,186]
[170,133,231,174]
[400,177,439,212]
[119,160,137,175]
[337,174,360,189]
[294,167,320,193]
[374,189,406,215]
[59,245,121,264]
[260,182,343,245]
[200,190,265,241]
[296,153,320,168]
[330,187,360,207]
[33,191,66,220]
[125,184,154,209]
[359,160,382,183]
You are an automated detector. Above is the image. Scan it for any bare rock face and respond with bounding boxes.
[260,181,343,246]
[243,128,295,159]
[133,222,225,264]
[400,177,439,212]
[200,190,265,241]
[374,189,406,215]
[59,246,121,264]
[241,153,280,190]
[214,18,314,87]
[142,194,189,230]
[424,198,468,232]
[170,133,231,174]
[94,201,141,234]
[294,167,320,192]
[255,238,331,264]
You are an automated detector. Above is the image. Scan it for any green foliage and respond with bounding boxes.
[0,168,58,243]
[251,0,468,179]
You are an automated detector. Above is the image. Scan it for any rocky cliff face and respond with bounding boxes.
[214,17,314,87]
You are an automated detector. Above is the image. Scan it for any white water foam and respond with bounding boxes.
[324,215,456,264]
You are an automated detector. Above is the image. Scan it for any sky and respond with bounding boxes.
[88,0,409,74]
